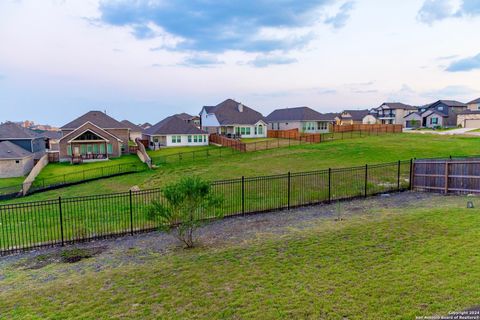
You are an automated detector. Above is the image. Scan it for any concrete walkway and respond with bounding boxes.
[405,128,480,136]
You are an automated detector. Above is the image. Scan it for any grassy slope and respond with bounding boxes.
[1,196,479,319]
[4,133,480,203]
[0,177,25,189]
[36,155,142,180]
[147,145,219,157]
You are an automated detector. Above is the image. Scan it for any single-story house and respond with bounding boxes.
[336,110,370,125]
[419,100,467,128]
[143,115,209,149]
[121,120,144,142]
[265,107,332,133]
[371,103,417,126]
[0,122,46,160]
[0,141,34,178]
[200,99,267,138]
[59,111,130,162]
[176,113,201,128]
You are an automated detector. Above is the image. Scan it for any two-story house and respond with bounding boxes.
[457,98,480,128]
[200,99,267,138]
[413,100,467,128]
[371,103,417,126]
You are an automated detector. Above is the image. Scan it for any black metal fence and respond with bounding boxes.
[0,162,147,201]
[0,160,413,255]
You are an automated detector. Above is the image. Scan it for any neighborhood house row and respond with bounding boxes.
[1,97,479,178]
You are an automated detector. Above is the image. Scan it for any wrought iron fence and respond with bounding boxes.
[0,159,413,255]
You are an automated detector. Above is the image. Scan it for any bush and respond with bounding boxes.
[148,177,223,248]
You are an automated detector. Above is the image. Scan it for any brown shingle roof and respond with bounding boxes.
[341,110,370,121]
[0,122,43,139]
[203,99,265,125]
[266,107,334,122]
[61,111,126,129]
[0,141,32,159]
[144,115,207,135]
[121,120,144,133]
[379,102,417,110]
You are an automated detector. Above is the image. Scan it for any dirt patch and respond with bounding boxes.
[15,246,107,270]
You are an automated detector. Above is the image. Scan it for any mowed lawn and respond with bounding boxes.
[3,133,480,203]
[147,145,219,158]
[1,195,479,319]
[0,176,25,190]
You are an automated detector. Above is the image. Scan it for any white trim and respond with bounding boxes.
[60,121,123,142]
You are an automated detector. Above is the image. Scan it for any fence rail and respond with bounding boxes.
[0,159,413,255]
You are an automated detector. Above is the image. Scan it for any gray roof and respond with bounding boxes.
[341,110,370,121]
[144,115,206,136]
[0,122,43,139]
[432,100,467,107]
[202,99,265,125]
[379,102,417,110]
[140,122,152,129]
[41,130,62,140]
[121,120,144,133]
[61,111,127,129]
[468,97,480,104]
[459,110,480,115]
[266,107,334,122]
[176,113,199,121]
[0,141,32,159]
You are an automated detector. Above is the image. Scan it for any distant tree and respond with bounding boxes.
[148,177,223,248]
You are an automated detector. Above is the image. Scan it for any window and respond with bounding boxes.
[236,127,240,135]
[74,131,103,141]
[67,145,72,156]
[431,117,438,125]
[188,135,192,143]
[15,160,20,164]
[194,135,198,143]
[172,136,181,143]
[177,136,181,143]
[258,125,263,135]
[438,106,444,111]
[107,144,113,154]
[93,144,99,154]
[203,135,207,142]
[80,144,86,155]
[87,144,93,153]
[241,127,246,135]
[100,144,105,154]
[245,127,251,135]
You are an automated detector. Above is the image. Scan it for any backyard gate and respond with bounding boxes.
[412,158,480,194]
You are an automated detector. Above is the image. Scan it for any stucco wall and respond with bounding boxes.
[0,156,34,178]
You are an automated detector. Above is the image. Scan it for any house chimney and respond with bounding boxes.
[238,103,244,112]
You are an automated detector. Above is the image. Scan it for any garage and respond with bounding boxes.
[465,119,480,129]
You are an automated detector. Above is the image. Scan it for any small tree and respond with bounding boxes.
[148,177,223,248]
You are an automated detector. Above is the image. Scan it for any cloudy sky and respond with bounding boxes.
[1,0,479,126]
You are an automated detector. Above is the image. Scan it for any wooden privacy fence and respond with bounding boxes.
[412,158,480,194]
[267,129,321,143]
[333,124,403,133]
[209,134,247,152]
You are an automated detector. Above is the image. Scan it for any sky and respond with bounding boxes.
[0,0,480,126]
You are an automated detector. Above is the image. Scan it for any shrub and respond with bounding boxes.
[148,177,223,248]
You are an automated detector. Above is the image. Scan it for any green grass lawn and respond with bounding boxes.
[147,145,219,157]
[0,176,25,189]
[241,137,276,143]
[2,133,479,203]
[1,195,478,319]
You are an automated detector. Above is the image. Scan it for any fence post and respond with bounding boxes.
[444,161,449,194]
[129,190,134,235]
[397,160,401,191]
[241,176,245,215]
[287,172,291,210]
[364,164,368,197]
[58,197,64,246]
[328,168,332,203]
[409,159,413,190]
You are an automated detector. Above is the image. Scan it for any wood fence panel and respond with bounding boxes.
[413,159,480,194]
